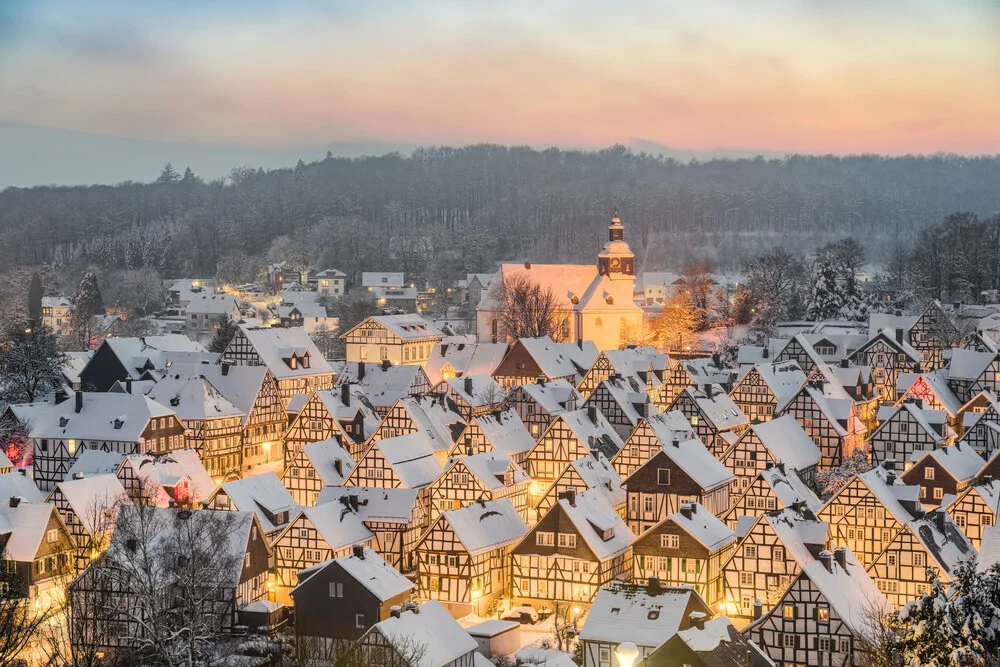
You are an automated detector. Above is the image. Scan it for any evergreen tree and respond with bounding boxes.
[0,320,66,404]
[70,272,105,349]
[208,314,238,353]
[27,272,42,323]
[806,258,843,320]
[156,163,180,184]
[180,166,200,185]
[731,286,753,325]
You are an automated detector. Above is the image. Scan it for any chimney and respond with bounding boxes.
[464,376,473,396]
[537,375,546,386]
[341,383,350,406]
[885,470,897,485]
[689,611,706,631]
[577,339,583,350]
[560,489,577,507]
[72,472,84,480]
[834,547,847,570]
[478,496,487,508]
[671,439,679,448]
[703,383,712,395]
[761,347,769,359]
[680,503,693,520]
[881,459,895,471]
[840,358,849,368]
[221,362,230,376]
[587,406,598,424]
[895,328,904,343]
[390,605,402,619]
[819,550,834,573]
[933,510,946,533]
[75,390,83,414]
[745,651,753,667]
[357,362,366,382]
[125,377,132,394]
[765,460,775,470]
[712,352,722,368]
[591,449,599,461]
[524,260,531,270]
[334,458,343,478]
[983,475,994,486]
[690,503,697,515]
[647,576,660,591]
[753,598,763,620]
[381,359,391,371]
[9,496,20,508]
[349,494,360,511]
[440,344,448,357]
[168,499,176,509]
[777,462,786,475]
[353,544,365,559]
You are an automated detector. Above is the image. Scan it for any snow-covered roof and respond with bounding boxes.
[49,473,126,534]
[978,525,1000,573]
[300,501,375,551]
[62,350,94,385]
[293,546,413,601]
[556,408,624,460]
[910,371,964,415]
[66,450,126,479]
[97,335,209,380]
[579,580,704,647]
[145,374,243,421]
[372,432,445,489]
[42,295,72,308]
[0,498,60,561]
[443,374,507,409]
[764,505,829,568]
[124,449,216,505]
[858,464,922,524]
[316,486,420,524]
[368,314,443,340]
[302,439,357,486]
[370,600,476,667]
[592,374,657,427]
[680,357,733,386]
[556,488,633,561]
[642,409,698,445]
[947,349,998,382]
[674,616,773,665]
[795,547,888,637]
[514,379,583,415]
[748,415,822,471]
[481,264,596,312]
[333,361,426,410]
[168,363,269,425]
[440,498,529,556]
[185,294,239,315]
[750,361,807,403]
[908,443,984,483]
[680,385,748,432]
[361,272,406,288]
[307,388,380,440]
[875,403,950,445]
[669,501,736,552]
[472,409,535,457]
[632,437,733,491]
[424,341,508,385]
[760,465,823,513]
[0,472,45,503]
[393,395,467,453]
[869,312,919,337]
[216,472,298,534]
[906,509,975,577]
[516,337,598,382]
[567,452,626,508]
[279,302,328,319]
[0,450,11,470]
[451,452,528,492]
[234,324,334,380]
[601,346,669,384]
[28,392,176,442]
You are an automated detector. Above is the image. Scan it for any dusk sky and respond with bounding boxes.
[1,0,999,155]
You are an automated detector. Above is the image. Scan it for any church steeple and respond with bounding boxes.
[597,203,635,282]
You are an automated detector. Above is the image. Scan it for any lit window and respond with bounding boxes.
[783,604,795,619]
[817,606,830,622]
[924,468,935,480]
[558,533,576,548]
[661,534,679,549]
[691,415,699,426]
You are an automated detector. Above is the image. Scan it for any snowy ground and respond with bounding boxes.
[457,603,589,663]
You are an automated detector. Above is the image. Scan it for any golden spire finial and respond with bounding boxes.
[613,199,618,218]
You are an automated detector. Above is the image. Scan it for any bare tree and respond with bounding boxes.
[0,546,54,665]
[332,633,428,667]
[650,293,698,353]
[550,601,583,653]
[490,273,568,342]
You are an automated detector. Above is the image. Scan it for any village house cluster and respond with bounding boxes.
[7,215,1000,667]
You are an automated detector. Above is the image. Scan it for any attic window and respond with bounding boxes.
[302,355,310,369]
[647,610,659,620]
[289,356,298,370]
[605,295,614,305]
[113,418,124,430]
[601,527,615,541]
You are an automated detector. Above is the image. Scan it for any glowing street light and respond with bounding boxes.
[615,642,639,667]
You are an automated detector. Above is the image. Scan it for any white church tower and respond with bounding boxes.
[597,207,636,289]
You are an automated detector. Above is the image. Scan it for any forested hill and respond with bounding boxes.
[1,146,998,285]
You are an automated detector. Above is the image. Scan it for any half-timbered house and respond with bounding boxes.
[219,323,335,404]
[631,502,736,606]
[207,472,298,542]
[281,438,356,506]
[946,349,1000,404]
[816,461,922,567]
[624,436,733,533]
[866,508,975,608]
[316,486,424,571]
[332,360,431,416]
[901,442,983,506]
[0,483,74,606]
[78,334,210,392]
[284,385,378,463]
[416,498,529,617]
[745,546,888,667]
[729,361,806,423]
[368,394,467,464]
[721,503,829,622]
[291,545,414,664]
[423,340,509,385]
[579,580,713,667]
[28,391,186,491]
[117,448,216,507]
[511,488,633,606]
[507,378,583,439]
[958,395,1000,457]
[45,472,127,571]
[718,415,821,497]
[869,401,953,472]
[778,378,865,470]
[583,374,659,442]
[667,384,749,456]
[658,357,733,410]
[773,333,825,375]
[909,300,959,372]
[643,615,773,667]
[341,314,444,366]
[576,346,667,400]
[523,407,623,507]
[347,600,477,667]
[896,371,963,435]
[945,479,1000,550]
[848,328,922,400]
[533,451,625,524]
[491,336,598,389]
[430,374,508,421]
[722,464,822,531]
[610,410,695,480]
[448,408,535,465]
[271,501,376,604]
[344,431,445,521]
[429,452,529,521]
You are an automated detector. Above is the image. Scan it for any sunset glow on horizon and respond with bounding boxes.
[1,0,998,155]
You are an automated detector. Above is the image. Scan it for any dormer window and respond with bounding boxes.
[601,527,615,541]
[289,356,298,370]
[113,418,124,430]
[301,354,310,369]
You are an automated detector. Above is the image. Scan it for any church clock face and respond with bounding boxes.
[610,257,621,271]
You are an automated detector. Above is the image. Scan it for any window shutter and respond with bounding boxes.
[795,635,802,649]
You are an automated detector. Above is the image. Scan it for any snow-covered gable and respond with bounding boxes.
[49,473,126,534]
[472,409,535,458]
[557,488,633,561]
[216,472,298,535]
[859,463,923,524]
[145,374,243,421]
[905,370,963,416]
[369,599,476,667]
[596,374,658,426]
[372,432,445,488]
[670,501,736,552]
[906,509,975,577]
[749,415,822,471]
[317,486,420,525]
[515,379,583,415]
[569,452,626,508]
[294,546,413,601]
[443,498,529,556]
[764,505,829,568]
[424,341,508,385]
[797,547,888,637]
[681,385,748,432]
[632,437,733,491]
[29,393,176,443]
[876,403,951,444]
[124,449,215,505]
[579,580,707,647]
[302,439,356,486]
[908,443,984,483]
[233,325,334,380]
[456,452,528,492]
[558,407,624,460]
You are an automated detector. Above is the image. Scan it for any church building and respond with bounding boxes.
[477,211,644,351]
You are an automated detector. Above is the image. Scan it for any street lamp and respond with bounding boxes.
[615,642,639,667]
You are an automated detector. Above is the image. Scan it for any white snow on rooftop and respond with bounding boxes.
[748,415,822,471]
[441,498,529,556]
[580,580,702,647]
